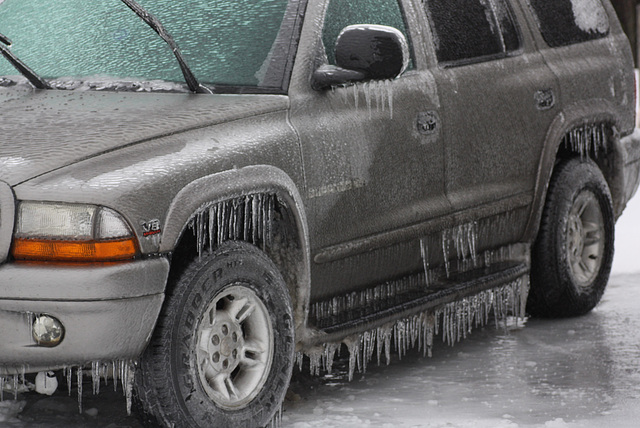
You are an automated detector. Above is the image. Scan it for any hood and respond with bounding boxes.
[0,85,288,186]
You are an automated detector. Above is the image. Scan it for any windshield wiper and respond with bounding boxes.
[120,0,212,94]
[0,32,51,90]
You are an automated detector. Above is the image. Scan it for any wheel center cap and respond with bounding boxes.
[220,336,234,357]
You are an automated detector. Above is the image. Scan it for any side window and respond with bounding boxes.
[423,0,521,65]
[528,0,610,47]
[322,0,414,69]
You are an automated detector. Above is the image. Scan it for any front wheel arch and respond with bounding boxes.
[159,165,312,338]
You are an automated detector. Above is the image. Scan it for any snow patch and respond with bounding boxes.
[570,0,609,35]
[0,400,25,423]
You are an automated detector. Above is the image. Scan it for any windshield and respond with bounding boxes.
[0,0,291,90]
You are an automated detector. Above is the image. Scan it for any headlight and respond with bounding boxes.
[11,202,139,262]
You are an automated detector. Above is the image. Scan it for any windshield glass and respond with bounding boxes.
[0,0,290,89]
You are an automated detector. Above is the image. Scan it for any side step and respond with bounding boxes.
[303,262,529,348]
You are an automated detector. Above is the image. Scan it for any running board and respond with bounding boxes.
[302,262,529,348]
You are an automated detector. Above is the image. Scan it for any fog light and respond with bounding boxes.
[32,315,64,347]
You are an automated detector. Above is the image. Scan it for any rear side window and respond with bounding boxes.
[528,0,610,47]
[423,0,521,66]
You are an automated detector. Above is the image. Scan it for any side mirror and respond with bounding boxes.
[312,24,409,90]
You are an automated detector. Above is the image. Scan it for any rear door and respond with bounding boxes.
[420,0,559,253]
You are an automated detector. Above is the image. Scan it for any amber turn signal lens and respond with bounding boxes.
[11,238,138,262]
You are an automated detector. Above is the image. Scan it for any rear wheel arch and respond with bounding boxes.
[523,104,625,242]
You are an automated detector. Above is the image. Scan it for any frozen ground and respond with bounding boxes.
[2,197,640,427]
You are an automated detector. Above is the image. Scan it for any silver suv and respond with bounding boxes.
[1,0,639,427]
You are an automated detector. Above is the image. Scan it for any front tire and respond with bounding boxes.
[528,158,614,317]
[134,241,294,428]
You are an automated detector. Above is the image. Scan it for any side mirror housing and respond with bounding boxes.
[312,24,409,90]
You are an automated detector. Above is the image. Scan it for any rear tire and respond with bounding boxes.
[133,241,294,428]
[528,158,614,317]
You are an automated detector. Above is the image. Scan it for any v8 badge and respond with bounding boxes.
[141,219,161,237]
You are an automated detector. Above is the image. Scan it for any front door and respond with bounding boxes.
[289,0,448,301]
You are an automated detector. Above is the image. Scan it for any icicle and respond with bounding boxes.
[304,275,529,381]
[364,81,372,119]
[91,361,100,395]
[385,79,394,118]
[112,361,118,392]
[361,331,375,374]
[375,80,383,113]
[102,363,109,389]
[564,123,608,159]
[441,232,451,278]
[295,352,304,372]
[345,337,360,382]
[353,82,359,110]
[12,375,17,400]
[208,206,215,253]
[66,366,73,396]
[77,367,83,414]
[25,311,34,341]
[323,343,340,374]
[268,404,283,428]
[420,238,430,288]
[308,349,321,376]
[124,361,135,416]
[424,312,435,358]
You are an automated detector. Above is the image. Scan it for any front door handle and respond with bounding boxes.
[417,111,439,135]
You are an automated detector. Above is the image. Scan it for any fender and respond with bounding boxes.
[0,181,14,263]
[523,99,624,242]
[159,165,311,338]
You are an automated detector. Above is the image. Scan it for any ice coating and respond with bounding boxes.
[442,221,479,277]
[563,122,609,159]
[267,405,283,428]
[420,238,431,287]
[189,193,277,257]
[303,275,529,381]
[311,241,527,328]
[49,77,191,93]
[570,0,609,34]
[341,79,394,119]
[1,360,136,416]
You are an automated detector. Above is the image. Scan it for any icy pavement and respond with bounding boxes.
[283,273,640,428]
[1,272,638,428]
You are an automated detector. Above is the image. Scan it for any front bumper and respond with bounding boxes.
[0,257,169,375]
